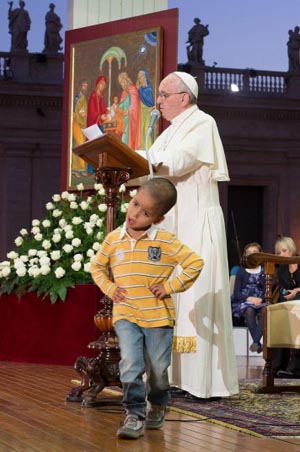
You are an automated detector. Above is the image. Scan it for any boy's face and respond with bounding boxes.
[126,189,164,233]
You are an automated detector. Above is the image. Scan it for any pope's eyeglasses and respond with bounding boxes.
[157,91,187,99]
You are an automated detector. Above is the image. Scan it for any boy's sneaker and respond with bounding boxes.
[117,414,144,439]
[145,405,166,430]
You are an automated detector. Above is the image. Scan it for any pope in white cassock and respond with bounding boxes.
[148,71,239,398]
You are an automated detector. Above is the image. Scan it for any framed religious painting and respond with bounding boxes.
[61,8,178,190]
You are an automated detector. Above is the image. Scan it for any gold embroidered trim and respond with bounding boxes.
[172,336,197,353]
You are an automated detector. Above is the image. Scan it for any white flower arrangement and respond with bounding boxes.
[0,183,129,303]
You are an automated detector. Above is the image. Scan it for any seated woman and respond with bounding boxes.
[272,236,300,377]
[231,242,265,353]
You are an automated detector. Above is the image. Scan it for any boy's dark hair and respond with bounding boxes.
[139,177,177,216]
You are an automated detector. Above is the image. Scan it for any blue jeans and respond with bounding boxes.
[114,320,173,419]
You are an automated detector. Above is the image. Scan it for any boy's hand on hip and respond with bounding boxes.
[112,287,127,303]
[150,283,166,299]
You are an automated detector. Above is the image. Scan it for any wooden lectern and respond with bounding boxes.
[66,134,149,407]
[72,133,149,231]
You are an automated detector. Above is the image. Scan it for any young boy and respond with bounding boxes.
[90,177,204,439]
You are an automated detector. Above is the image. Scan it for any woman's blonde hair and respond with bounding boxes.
[275,236,297,255]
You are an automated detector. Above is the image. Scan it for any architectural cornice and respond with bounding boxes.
[0,93,63,110]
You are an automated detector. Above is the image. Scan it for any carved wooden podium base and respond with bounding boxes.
[66,296,122,407]
[66,135,148,407]
[66,168,130,407]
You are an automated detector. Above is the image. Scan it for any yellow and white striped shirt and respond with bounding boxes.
[90,224,204,328]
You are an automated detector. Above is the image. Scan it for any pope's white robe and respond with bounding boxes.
[149,105,239,398]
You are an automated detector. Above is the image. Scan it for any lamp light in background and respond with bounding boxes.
[230,83,239,92]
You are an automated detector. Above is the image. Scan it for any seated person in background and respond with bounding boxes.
[272,236,300,378]
[231,242,265,353]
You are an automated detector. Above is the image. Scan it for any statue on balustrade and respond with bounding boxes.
[8,1,31,53]
[287,26,300,72]
[186,18,209,65]
[42,3,63,54]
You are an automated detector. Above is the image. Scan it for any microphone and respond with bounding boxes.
[148,109,160,132]
[145,109,160,179]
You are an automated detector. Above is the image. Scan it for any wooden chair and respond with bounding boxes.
[245,252,300,393]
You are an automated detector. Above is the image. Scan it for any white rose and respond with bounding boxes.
[63,244,73,253]
[46,202,55,210]
[59,219,67,228]
[86,196,93,204]
[42,219,51,228]
[42,240,51,250]
[74,253,83,261]
[72,238,81,247]
[2,266,11,277]
[7,251,18,259]
[119,184,126,193]
[20,228,28,236]
[52,233,62,243]
[98,203,107,212]
[28,267,40,278]
[89,214,99,224]
[39,256,50,266]
[92,242,101,251]
[40,265,51,275]
[37,250,47,258]
[50,250,61,261]
[130,189,137,198]
[32,219,40,226]
[84,222,93,230]
[68,193,77,202]
[76,183,84,191]
[55,267,66,279]
[121,203,129,213]
[20,255,29,263]
[15,236,24,247]
[63,224,73,232]
[14,258,25,269]
[31,226,40,235]
[16,267,27,277]
[94,183,104,191]
[85,227,93,235]
[96,218,103,227]
[28,249,37,257]
[29,258,38,266]
[52,209,63,218]
[61,191,69,200]
[34,233,43,241]
[52,194,61,202]
[0,260,11,267]
[65,230,74,240]
[70,202,78,209]
[71,261,82,271]
[86,249,95,258]
[80,201,88,210]
[84,262,91,272]
[72,217,83,225]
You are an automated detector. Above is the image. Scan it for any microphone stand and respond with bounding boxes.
[145,128,154,179]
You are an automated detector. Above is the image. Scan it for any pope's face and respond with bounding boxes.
[157,74,188,121]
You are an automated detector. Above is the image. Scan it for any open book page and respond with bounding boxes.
[81,124,104,141]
